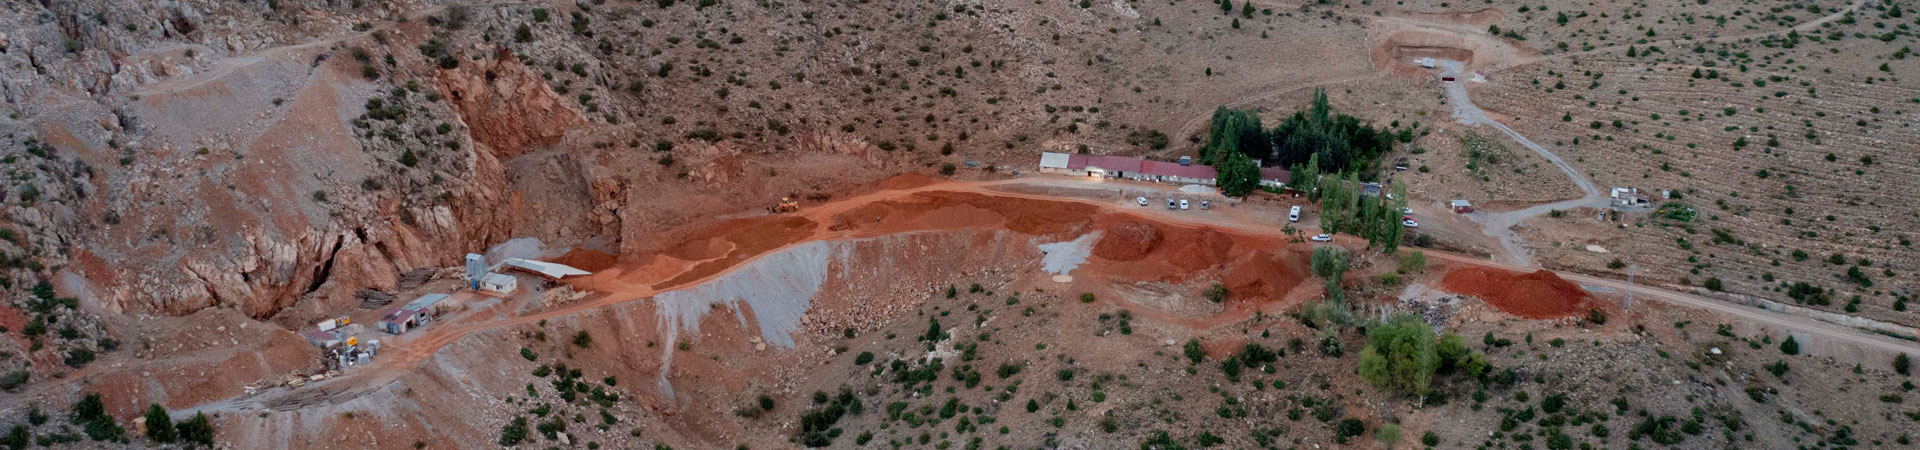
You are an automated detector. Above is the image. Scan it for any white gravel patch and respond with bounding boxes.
[1037,232,1100,275]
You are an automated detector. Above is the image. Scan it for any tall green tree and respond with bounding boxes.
[1215,152,1261,197]
[1318,172,1347,233]
[1268,88,1395,176]
[1202,107,1266,166]
[1379,179,1409,253]
[1290,152,1322,201]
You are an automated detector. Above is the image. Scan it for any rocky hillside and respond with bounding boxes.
[0,0,1369,330]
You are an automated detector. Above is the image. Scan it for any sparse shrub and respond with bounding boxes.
[1203,284,1228,303]
[1396,251,1426,273]
[1779,336,1799,355]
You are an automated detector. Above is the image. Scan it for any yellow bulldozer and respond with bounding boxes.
[769,196,800,213]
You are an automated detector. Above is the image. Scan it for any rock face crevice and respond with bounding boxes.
[436,49,587,161]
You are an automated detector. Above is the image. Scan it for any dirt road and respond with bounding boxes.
[1438,60,1607,267]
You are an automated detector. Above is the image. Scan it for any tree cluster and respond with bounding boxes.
[1357,315,1488,397]
[1200,89,1400,197]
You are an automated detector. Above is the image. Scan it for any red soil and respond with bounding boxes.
[876,172,944,190]
[652,215,819,289]
[1092,221,1163,261]
[551,248,617,272]
[1440,267,1592,319]
[0,305,26,345]
[830,190,1096,236]
[1084,215,1307,302]
[1167,228,1235,272]
[1220,248,1311,302]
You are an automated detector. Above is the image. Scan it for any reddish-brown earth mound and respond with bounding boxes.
[1440,267,1592,318]
[1167,228,1236,272]
[552,248,618,272]
[1092,221,1164,261]
[1221,249,1311,301]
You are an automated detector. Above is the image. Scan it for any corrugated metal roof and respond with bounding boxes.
[1141,160,1216,179]
[1083,155,1143,173]
[1039,152,1072,169]
[496,259,592,279]
[1258,168,1290,183]
[1450,199,1472,206]
[402,293,449,311]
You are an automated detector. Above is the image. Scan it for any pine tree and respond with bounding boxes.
[144,404,176,443]
[1626,46,1638,57]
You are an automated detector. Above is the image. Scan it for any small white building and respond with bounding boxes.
[1611,187,1650,207]
[1037,152,1074,175]
[478,272,518,294]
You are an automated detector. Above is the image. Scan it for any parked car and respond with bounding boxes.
[1310,234,1333,242]
[1137,196,1148,206]
[1289,206,1301,222]
[1179,199,1190,210]
[1167,199,1177,210]
[1200,200,1210,210]
[1403,219,1420,228]
[1401,207,1413,215]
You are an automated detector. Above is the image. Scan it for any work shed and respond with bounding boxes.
[479,273,518,293]
[1451,199,1474,213]
[380,294,450,334]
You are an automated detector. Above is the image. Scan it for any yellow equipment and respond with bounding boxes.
[346,336,359,347]
[769,196,800,213]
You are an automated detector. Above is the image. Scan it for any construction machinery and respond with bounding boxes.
[769,196,800,213]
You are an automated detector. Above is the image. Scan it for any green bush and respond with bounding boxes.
[0,371,27,392]
[499,416,529,445]
[1779,336,1799,355]
[1334,418,1366,443]
[1358,316,1440,396]
[1203,284,1228,303]
[176,412,214,445]
[1396,251,1426,273]
[144,404,176,443]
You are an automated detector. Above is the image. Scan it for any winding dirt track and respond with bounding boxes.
[197,176,1920,414]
